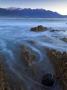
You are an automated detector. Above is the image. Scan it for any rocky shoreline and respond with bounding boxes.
[0,43,66,90]
[46,48,67,90]
[0,25,67,90]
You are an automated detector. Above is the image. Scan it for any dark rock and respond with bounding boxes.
[50,29,58,32]
[61,37,67,42]
[27,40,36,45]
[31,25,47,32]
[41,73,55,87]
[50,29,65,32]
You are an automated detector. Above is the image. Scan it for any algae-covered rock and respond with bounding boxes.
[31,25,47,32]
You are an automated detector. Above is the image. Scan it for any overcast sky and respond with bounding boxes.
[0,0,67,15]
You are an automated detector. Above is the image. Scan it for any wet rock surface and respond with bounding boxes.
[20,45,36,66]
[47,49,67,90]
[31,25,47,32]
[41,73,55,87]
[50,29,65,32]
[61,38,67,42]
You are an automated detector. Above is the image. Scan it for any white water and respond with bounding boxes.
[0,18,67,90]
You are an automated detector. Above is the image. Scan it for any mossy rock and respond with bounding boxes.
[31,25,47,32]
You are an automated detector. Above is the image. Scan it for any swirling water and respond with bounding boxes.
[0,18,67,90]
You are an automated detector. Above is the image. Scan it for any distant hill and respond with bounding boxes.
[0,8,66,18]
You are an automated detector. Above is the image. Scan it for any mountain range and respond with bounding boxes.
[0,8,67,18]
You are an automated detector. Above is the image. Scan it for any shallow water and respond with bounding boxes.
[0,18,67,90]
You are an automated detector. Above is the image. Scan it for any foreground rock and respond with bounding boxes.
[31,25,47,32]
[0,54,11,90]
[41,73,55,87]
[47,49,67,90]
[20,45,36,66]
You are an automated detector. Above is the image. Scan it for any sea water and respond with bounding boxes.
[0,18,67,90]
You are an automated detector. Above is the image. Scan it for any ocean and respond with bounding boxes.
[0,18,67,90]
[0,18,67,51]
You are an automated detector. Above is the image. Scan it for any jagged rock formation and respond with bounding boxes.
[47,49,67,90]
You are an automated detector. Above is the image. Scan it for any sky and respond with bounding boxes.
[0,0,67,15]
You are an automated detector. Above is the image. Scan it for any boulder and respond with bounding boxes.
[31,25,47,32]
[41,73,55,87]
